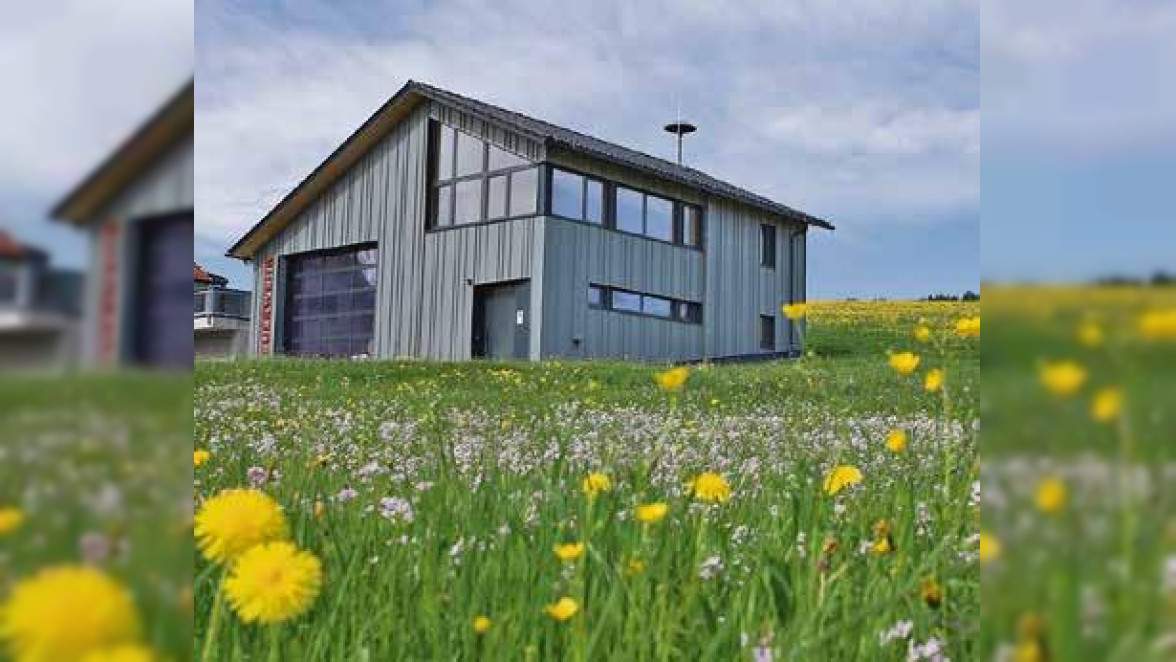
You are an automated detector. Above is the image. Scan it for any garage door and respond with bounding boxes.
[282,244,377,357]
[133,213,194,368]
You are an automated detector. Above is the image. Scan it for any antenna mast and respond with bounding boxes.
[664,99,697,165]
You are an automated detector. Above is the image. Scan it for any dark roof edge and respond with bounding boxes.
[51,79,194,223]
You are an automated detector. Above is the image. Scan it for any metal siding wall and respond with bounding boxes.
[100,136,194,222]
[704,197,804,358]
[255,103,544,360]
[541,218,704,361]
[429,102,545,161]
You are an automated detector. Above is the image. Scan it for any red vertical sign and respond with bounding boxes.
[259,257,275,354]
[97,221,120,364]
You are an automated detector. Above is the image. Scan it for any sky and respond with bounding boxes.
[0,0,1170,300]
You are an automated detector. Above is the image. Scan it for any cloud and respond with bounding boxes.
[0,0,193,204]
[195,0,978,249]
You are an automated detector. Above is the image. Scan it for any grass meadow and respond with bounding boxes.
[193,302,979,661]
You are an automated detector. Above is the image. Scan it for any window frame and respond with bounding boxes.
[760,223,777,268]
[546,164,706,252]
[759,314,776,351]
[281,241,379,358]
[588,283,703,325]
[427,120,539,231]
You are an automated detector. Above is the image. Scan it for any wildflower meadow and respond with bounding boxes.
[192,302,980,660]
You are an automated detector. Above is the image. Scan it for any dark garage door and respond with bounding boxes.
[282,245,378,357]
[133,213,194,368]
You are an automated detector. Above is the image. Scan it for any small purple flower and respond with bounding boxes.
[336,487,359,502]
[378,496,414,523]
[247,466,268,487]
[79,532,112,565]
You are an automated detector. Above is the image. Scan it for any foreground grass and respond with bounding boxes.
[195,317,978,660]
[0,372,193,659]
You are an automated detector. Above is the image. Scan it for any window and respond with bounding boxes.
[509,168,538,216]
[428,120,537,228]
[552,169,584,219]
[760,224,777,268]
[585,179,604,224]
[589,284,702,324]
[682,205,702,248]
[642,294,673,318]
[612,289,641,313]
[588,284,605,308]
[760,314,776,350]
[284,245,378,358]
[615,187,644,234]
[0,265,16,303]
[646,195,673,242]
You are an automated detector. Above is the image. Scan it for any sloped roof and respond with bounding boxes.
[0,230,45,261]
[228,80,832,259]
[52,80,193,224]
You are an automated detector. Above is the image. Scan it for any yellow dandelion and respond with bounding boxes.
[545,597,579,622]
[472,615,492,635]
[1091,387,1123,423]
[782,302,807,321]
[690,472,732,503]
[81,644,158,662]
[634,502,669,523]
[1039,360,1086,397]
[1076,320,1103,348]
[552,542,585,563]
[920,578,943,608]
[0,507,24,535]
[626,558,646,576]
[871,519,896,555]
[193,449,211,468]
[823,465,863,495]
[955,316,980,338]
[224,541,323,625]
[886,429,908,453]
[924,368,945,393]
[654,366,690,392]
[1139,309,1176,341]
[0,565,142,662]
[1034,477,1067,515]
[194,489,289,564]
[978,531,1001,564]
[913,324,932,343]
[888,351,920,376]
[581,473,612,497]
[313,501,326,521]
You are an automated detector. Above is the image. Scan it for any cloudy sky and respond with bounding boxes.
[1,0,1171,299]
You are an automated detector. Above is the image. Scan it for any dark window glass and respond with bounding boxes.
[646,195,673,242]
[683,206,701,247]
[552,169,584,219]
[612,290,641,312]
[585,179,603,224]
[677,301,702,324]
[642,295,673,318]
[760,224,776,267]
[616,187,644,234]
[436,184,453,226]
[487,175,508,220]
[437,125,455,180]
[588,284,604,308]
[488,145,528,170]
[509,167,538,216]
[284,246,377,358]
[760,314,776,350]
[454,179,482,224]
[455,131,484,177]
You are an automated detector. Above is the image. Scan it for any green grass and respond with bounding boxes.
[0,372,192,659]
[194,316,978,660]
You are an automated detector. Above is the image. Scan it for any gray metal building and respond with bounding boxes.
[52,82,194,369]
[228,81,832,362]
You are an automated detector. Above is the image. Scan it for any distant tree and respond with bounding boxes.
[1151,271,1175,286]
[962,290,980,301]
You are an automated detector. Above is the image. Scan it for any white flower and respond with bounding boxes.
[378,496,414,523]
[879,620,914,645]
[699,555,724,581]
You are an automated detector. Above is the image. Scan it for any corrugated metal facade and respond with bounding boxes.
[248,100,809,363]
[80,135,195,365]
[251,102,547,360]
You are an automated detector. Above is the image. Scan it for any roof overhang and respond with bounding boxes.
[52,80,194,225]
[227,82,429,260]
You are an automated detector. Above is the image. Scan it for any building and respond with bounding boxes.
[194,263,251,359]
[51,82,193,369]
[0,230,82,371]
[228,81,832,362]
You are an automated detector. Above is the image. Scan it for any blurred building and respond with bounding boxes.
[194,263,251,359]
[0,230,82,371]
[51,81,193,369]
